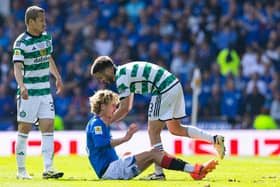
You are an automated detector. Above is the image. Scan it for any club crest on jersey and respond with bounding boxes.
[19,111,26,118]
[40,49,46,56]
[94,126,102,135]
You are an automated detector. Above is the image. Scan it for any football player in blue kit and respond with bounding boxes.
[86,89,218,180]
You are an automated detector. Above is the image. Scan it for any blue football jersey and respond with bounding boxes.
[86,116,118,178]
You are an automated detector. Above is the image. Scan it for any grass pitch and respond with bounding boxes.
[0,155,279,187]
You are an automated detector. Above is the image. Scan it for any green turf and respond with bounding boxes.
[0,155,279,187]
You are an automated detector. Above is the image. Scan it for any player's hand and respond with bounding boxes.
[124,123,138,141]
[56,79,63,95]
[20,86,28,100]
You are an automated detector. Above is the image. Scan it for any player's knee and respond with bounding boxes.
[18,123,32,133]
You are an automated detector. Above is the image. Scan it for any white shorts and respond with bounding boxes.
[148,83,186,121]
[17,95,55,123]
[101,156,140,180]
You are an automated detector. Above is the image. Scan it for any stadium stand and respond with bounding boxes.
[0,0,279,130]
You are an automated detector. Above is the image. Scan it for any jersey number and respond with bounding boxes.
[148,103,154,117]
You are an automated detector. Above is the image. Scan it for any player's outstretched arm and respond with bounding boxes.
[110,94,134,124]
[110,123,138,147]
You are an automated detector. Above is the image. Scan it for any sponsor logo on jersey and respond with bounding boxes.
[34,56,49,63]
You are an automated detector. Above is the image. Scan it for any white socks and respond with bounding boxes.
[186,126,214,143]
[16,133,28,173]
[155,163,164,175]
[42,132,54,171]
[16,132,55,172]
[153,143,164,175]
[184,164,195,173]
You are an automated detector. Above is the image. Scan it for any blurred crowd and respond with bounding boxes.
[0,0,280,130]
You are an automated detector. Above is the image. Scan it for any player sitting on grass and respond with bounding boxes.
[86,89,218,180]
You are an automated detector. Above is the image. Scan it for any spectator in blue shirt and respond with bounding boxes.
[125,0,145,23]
[53,89,71,118]
[0,84,15,118]
[199,70,213,112]
[221,78,240,126]
[183,83,193,117]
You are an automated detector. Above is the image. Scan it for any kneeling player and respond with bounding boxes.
[86,90,218,180]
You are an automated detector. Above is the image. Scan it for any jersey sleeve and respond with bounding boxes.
[41,31,53,54]
[116,75,131,99]
[12,40,25,64]
[92,124,111,148]
[49,32,53,54]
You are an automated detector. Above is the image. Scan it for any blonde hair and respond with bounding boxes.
[89,90,119,115]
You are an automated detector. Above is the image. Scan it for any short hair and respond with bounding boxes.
[90,56,114,75]
[25,6,45,26]
[89,89,119,115]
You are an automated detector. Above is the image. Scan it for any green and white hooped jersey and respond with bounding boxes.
[13,31,52,96]
[116,62,178,98]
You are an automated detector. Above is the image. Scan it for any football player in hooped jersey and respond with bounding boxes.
[86,89,218,180]
[13,6,63,179]
[91,56,225,180]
